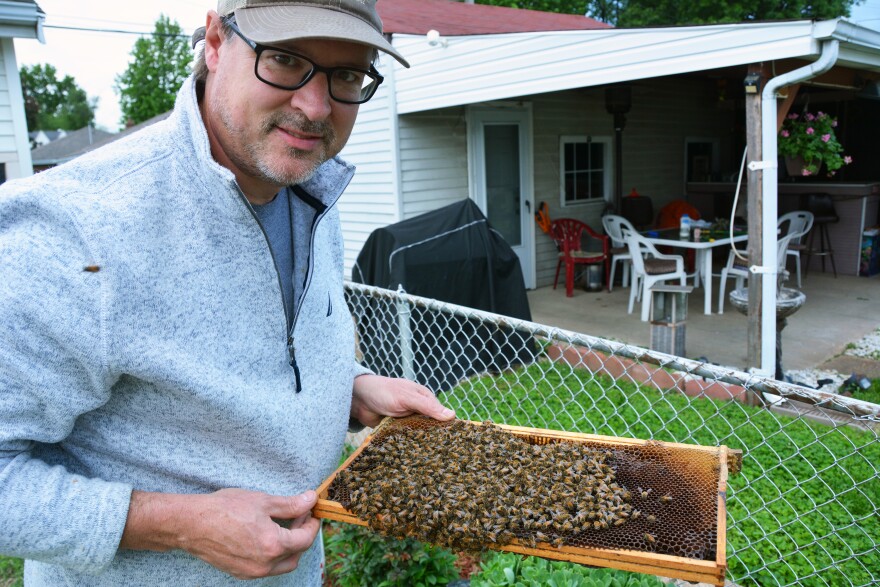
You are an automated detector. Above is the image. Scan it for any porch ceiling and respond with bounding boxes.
[391,19,880,115]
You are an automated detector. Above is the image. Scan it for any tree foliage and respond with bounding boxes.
[115,15,192,126]
[476,0,861,26]
[19,64,96,132]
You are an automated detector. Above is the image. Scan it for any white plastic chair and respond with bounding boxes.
[623,229,687,321]
[718,233,796,314]
[601,214,635,292]
[778,211,814,288]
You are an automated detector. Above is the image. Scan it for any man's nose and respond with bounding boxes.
[289,72,333,121]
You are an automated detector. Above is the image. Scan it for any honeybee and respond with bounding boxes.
[644,533,656,543]
[659,494,673,504]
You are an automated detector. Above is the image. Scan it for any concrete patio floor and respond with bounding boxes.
[526,270,880,374]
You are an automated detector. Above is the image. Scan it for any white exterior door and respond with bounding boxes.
[467,105,535,289]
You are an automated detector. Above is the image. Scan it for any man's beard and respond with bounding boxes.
[214,102,338,187]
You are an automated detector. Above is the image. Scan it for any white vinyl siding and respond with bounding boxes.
[397,106,469,219]
[0,37,31,179]
[337,54,401,275]
[389,21,826,115]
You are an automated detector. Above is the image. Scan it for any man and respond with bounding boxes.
[0,1,454,584]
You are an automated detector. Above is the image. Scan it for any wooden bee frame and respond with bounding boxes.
[314,418,741,587]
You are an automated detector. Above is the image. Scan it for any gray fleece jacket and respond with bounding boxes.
[0,77,365,585]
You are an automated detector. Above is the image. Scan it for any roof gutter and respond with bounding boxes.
[0,0,45,42]
[756,35,840,377]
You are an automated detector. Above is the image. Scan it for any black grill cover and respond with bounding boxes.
[351,199,535,392]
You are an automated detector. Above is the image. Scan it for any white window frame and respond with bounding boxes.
[559,135,613,208]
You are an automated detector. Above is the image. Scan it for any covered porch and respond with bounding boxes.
[527,270,879,374]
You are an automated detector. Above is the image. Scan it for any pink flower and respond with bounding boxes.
[844,156,853,164]
[822,134,831,142]
[832,120,838,127]
[806,127,815,135]
[781,130,790,137]
[805,113,816,121]
[788,113,799,120]
[802,168,812,176]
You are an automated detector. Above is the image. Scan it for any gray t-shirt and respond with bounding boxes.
[252,188,294,329]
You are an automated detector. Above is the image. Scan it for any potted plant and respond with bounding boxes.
[778,110,853,177]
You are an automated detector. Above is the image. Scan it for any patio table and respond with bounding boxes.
[641,227,748,315]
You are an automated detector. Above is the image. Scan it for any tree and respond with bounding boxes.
[476,0,861,26]
[612,0,861,27]
[19,64,96,132]
[115,15,192,126]
[477,0,589,14]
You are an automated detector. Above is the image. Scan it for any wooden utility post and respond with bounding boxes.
[745,63,766,376]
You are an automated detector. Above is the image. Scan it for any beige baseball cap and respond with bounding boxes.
[217,0,409,68]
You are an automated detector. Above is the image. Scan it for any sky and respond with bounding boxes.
[12,0,880,132]
[14,1,211,131]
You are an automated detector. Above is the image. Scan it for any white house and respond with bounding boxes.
[0,0,43,183]
[339,0,880,295]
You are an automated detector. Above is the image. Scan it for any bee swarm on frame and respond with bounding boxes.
[332,418,637,553]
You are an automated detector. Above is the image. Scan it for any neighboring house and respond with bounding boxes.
[28,128,65,148]
[30,125,114,171]
[339,0,880,292]
[30,110,172,171]
[0,0,43,183]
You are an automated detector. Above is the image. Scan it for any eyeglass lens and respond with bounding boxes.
[257,49,377,103]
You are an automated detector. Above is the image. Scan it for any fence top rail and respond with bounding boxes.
[345,281,880,422]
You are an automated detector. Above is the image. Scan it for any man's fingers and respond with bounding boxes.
[277,516,321,555]
[408,385,455,421]
[266,490,316,521]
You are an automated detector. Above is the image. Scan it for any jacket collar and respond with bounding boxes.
[170,76,356,210]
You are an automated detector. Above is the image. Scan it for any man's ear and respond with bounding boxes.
[203,11,225,72]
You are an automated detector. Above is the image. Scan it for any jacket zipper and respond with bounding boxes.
[287,186,329,393]
[232,183,330,393]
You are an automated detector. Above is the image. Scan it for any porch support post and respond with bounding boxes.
[745,63,766,383]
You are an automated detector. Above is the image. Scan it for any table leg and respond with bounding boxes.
[701,249,713,314]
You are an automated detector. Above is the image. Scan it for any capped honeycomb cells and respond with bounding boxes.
[327,416,721,560]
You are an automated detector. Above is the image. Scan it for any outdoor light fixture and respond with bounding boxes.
[743,72,762,94]
[426,29,448,47]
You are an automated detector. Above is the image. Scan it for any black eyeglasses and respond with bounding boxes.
[222,17,383,105]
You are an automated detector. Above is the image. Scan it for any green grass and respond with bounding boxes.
[443,362,880,587]
[0,556,23,587]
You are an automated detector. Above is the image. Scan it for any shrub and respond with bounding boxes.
[323,521,459,587]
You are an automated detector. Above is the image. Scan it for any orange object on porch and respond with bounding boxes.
[656,200,702,229]
[655,200,702,273]
[550,218,610,297]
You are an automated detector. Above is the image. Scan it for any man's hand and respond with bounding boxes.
[120,488,320,580]
[350,374,455,428]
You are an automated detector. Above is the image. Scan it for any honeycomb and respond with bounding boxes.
[328,416,723,560]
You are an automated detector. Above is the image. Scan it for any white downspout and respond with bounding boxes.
[757,39,839,377]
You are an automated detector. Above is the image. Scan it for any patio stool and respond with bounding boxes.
[803,193,838,278]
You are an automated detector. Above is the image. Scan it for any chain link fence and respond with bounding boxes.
[345,282,880,587]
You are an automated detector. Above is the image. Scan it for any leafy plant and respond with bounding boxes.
[778,111,852,177]
[323,521,459,587]
[0,555,23,587]
[470,551,663,587]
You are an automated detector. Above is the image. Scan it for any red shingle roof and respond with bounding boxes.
[377,0,611,36]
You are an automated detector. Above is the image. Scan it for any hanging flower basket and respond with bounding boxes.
[778,111,852,177]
